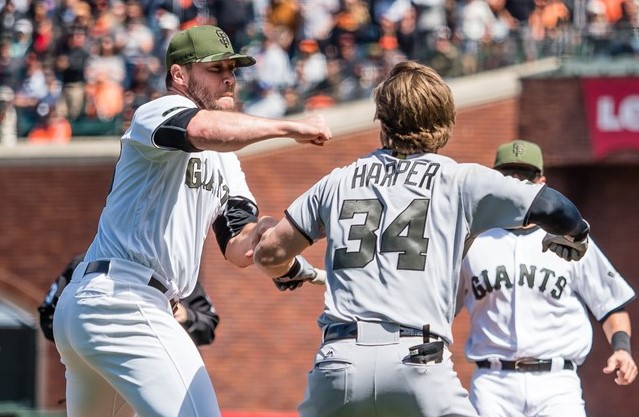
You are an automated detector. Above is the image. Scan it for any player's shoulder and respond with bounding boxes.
[135,94,196,119]
[454,161,498,176]
[325,154,369,178]
[432,160,502,189]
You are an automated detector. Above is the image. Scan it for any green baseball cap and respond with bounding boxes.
[165,25,256,69]
[493,139,544,173]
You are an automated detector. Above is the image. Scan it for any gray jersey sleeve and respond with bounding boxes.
[284,173,333,243]
[572,239,636,321]
[461,165,544,237]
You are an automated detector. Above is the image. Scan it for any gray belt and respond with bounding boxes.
[84,260,178,312]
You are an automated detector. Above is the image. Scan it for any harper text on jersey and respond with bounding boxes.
[351,160,441,189]
[471,264,568,300]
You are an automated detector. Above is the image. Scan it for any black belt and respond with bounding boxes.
[84,260,178,312]
[323,322,441,343]
[476,359,575,372]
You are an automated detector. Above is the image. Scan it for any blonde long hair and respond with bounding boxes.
[373,61,456,155]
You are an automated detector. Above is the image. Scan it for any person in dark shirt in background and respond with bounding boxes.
[38,253,220,346]
[54,28,90,121]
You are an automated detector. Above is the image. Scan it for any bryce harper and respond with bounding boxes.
[253,62,593,417]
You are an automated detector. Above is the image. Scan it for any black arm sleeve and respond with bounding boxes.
[525,187,589,240]
[180,281,220,346]
[152,108,202,152]
[212,196,259,255]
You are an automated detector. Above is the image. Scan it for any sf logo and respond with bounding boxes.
[512,143,526,157]
[216,30,230,48]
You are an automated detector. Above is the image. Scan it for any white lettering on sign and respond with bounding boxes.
[597,95,639,132]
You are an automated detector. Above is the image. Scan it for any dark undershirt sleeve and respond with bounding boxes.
[152,108,202,152]
[212,197,259,255]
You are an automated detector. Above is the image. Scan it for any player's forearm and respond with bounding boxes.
[253,240,298,278]
[187,111,312,152]
[603,311,632,343]
[253,219,310,278]
[225,222,259,268]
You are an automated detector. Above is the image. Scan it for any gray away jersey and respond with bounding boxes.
[285,149,544,343]
[85,94,255,298]
[460,227,636,364]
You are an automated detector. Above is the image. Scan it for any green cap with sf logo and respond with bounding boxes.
[493,139,544,174]
[165,25,256,69]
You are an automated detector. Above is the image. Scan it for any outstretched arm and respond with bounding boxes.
[602,310,637,385]
[187,112,332,152]
[527,187,590,239]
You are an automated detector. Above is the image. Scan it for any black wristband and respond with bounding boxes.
[278,257,301,279]
[611,331,632,353]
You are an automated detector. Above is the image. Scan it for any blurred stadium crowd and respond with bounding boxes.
[0,0,637,145]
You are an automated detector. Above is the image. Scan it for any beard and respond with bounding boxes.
[187,76,235,111]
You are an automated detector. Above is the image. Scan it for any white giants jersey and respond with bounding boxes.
[460,227,636,364]
[285,149,545,343]
[85,94,255,298]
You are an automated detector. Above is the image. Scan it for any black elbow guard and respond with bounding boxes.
[527,186,589,239]
[153,108,202,152]
[213,197,259,255]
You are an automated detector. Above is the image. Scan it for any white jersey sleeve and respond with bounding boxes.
[122,95,197,151]
[571,239,636,321]
[285,149,544,343]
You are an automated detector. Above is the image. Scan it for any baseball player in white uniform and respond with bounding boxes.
[459,139,637,417]
[52,25,331,417]
[252,62,592,417]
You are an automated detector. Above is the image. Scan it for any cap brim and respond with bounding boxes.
[494,162,542,172]
[195,52,256,67]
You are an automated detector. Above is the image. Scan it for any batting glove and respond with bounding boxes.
[542,232,589,261]
[273,255,325,291]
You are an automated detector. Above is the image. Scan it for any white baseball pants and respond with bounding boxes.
[53,259,221,417]
[470,367,586,417]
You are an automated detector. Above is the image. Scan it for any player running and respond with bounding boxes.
[252,61,592,417]
[458,139,637,417]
